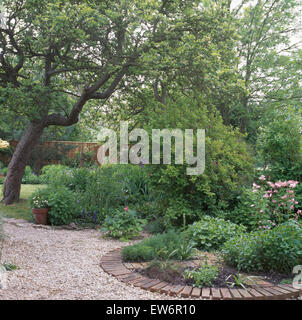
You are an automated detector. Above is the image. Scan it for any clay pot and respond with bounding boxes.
[32,208,49,225]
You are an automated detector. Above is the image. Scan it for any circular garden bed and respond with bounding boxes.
[100,248,302,300]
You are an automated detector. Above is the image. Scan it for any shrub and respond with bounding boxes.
[256,114,302,210]
[143,101,255,219]
[40,164,72,184]
[122,230,192,262]
[183,262,219,287]
[39,185,80,225]
[21,166,42,184]
[222,220,302,273]
[228,178,301,231]
[101,207,147,240]
[77,166,122,219]
[185,216,246,251]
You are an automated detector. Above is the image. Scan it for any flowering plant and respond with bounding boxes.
[0,139,9,149]
[30,195,49,209]
[250,176,301,230]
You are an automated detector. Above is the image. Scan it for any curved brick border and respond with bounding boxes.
[100,248,302,300]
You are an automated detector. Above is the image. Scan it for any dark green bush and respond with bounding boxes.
[39,164,73,185]
[185,216,246,251]
[41,185,80,225]
[222,220,302,273]
[122,231,192,262]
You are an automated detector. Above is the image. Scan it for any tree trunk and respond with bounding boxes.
[2,123,44,205]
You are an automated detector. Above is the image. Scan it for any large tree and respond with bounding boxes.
[0,0,239,204]
[229,0,302,138]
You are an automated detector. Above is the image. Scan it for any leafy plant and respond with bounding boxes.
[185,216,246,251]
[122,230,189,262]
[40,185,80,225]
[222,220,302,273]
[225,273,256,290]
[183,262,219,288]
[2,262,19,271]
[101,207,147,241]
[29,188,50,209]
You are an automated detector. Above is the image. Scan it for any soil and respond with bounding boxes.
[136,262,292,289]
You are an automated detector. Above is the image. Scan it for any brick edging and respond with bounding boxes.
[100,248,302,300]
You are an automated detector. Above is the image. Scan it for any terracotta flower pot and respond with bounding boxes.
[32,208,49,225]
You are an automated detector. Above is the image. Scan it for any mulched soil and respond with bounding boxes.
[136,262,292,288]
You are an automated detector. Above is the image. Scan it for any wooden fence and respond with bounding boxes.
[1,140,101,168]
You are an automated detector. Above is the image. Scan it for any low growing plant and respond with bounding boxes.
[122,230,190,262]
[101,207,147,241]
[185,216,246,251]
[183,262,219,288]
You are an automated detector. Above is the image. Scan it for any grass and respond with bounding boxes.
[0,184,46,221]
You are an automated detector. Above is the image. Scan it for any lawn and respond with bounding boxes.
[0,184,46,220]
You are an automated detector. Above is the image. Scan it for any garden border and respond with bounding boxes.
[100,248,302,300]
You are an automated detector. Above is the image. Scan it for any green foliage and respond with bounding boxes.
[2,262,19,271]
[256,114,302,209]
[40,164,73,186]
[77,166,122,219]
[183,262,219,288]
[257,114,302,178]
[228,177,301,231]
[38,185,80,225]
[1,167,8,176]
[122,231,190,262]
[234,0,302,139]
[21,166,42,184]
[185,216,246,251]
[101,207,147,241]
[225,273,253,290]
[222,221,302,273]
[142,101,254,222]
[29,188,50,209]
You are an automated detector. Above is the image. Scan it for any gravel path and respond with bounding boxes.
[0,218,181,300]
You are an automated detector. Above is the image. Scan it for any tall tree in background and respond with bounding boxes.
[230,0,302,138]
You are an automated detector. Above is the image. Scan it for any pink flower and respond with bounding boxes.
[297,210,302,215]
[281,195,287,200]
[288,180,299,188]
[259,175,266,181]
[272,200,276,203]
[264,193,270,198]
[275,181,282,188]
[253,183,261,189]
[290,205,294,209]
[267,181,275,188]
[124,206,129,211]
